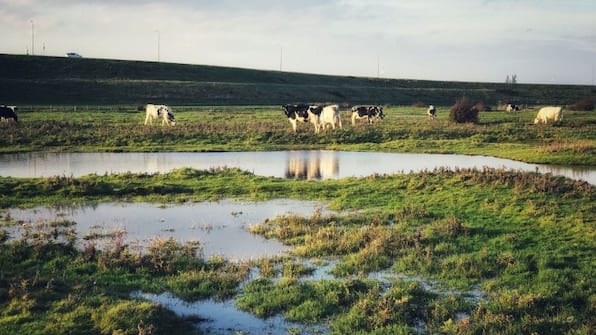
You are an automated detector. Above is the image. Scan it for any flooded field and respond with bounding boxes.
[4,199,333,260]
[1,150,594,184]
[132,291,329,335]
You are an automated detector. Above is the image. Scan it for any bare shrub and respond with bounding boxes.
[450,97,479,123]
[569,97,594,111]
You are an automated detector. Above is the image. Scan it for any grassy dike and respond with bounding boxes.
[0,166,594,334]
[1,54,594,106]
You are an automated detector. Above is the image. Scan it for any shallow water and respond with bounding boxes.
[6,199,332,260]
[1,150,594,184]
[132,291,328,335]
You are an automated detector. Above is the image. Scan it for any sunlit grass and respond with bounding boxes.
[1,106,594,165]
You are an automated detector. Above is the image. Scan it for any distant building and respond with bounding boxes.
[66,52,82,58]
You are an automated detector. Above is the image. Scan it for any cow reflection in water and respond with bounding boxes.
[285,151,339,180]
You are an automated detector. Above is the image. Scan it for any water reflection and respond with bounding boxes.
[6,199,332,260]
[0,150,594,184]
[285,151,339,180]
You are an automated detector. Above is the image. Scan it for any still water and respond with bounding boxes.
[1,150,594,184]
[6,199,332,260]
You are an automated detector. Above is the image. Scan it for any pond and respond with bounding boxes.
[1,150,594,184]
[4,199,333,260]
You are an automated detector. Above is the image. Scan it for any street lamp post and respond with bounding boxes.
[155,30,160,62]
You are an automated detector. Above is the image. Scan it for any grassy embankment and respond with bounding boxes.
[1,105,595,166]
[1,53,594,106]
[0,168,594,334]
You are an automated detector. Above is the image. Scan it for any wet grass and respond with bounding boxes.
[1,106,595,165]
[0,167,594,334]
[0,218,250,334]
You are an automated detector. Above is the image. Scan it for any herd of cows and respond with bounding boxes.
[1,103,564,129]
[281,104,386,133]
[140,102,563,131]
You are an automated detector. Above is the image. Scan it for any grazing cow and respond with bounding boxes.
[351,105,384,125]
[506,103,520,112]
[282,104,312,133]
[319,104,342,131]
[427,105,436,120]
[0,105,18,122]
[145,104,176,125]
[534,106,563,124]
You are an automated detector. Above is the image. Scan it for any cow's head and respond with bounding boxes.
[375,106,385,119]
[282,105,292,118]
[296,109,310,122]
[166,109,176,125]
[159,106,176,125]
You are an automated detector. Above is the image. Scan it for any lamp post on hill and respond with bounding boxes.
[154,30,160,62]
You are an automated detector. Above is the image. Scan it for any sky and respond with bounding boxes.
[1,0,595,85]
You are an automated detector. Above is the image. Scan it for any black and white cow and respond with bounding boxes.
[145,104,176,125]
[0,105,18,122]
[283,104,315,133]
[282,104,310,133]
[351,105,384,125]
[427,105,437,120]
[506,103,520,112]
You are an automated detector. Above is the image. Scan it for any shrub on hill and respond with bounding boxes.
[450,97,479,123]
[569,97,594,111]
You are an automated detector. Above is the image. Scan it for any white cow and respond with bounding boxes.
[534,106,563,124]
[319,104,342,131]
[427,105,436,120]
[145,104,176,125]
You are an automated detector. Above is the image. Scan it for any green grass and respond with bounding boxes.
[1,167,593,334]
[1,106,595,166]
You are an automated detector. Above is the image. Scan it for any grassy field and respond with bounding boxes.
[1,105,595,166]
[0,54,595,334]
[1,53,595,106]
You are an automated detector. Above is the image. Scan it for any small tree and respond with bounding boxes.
[449,97,479,124]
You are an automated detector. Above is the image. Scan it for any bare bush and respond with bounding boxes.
[450,97,479,123]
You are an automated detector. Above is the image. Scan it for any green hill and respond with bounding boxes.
[0,53,593,106]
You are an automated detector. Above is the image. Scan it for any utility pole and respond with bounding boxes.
[377,55,380,78]
[279,46,283,71]
[30,19,35,55]
[155,30,160,62]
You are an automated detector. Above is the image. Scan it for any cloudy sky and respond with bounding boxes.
[1,0,595,84]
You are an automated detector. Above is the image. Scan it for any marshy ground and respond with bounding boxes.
[0,106,594,334]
